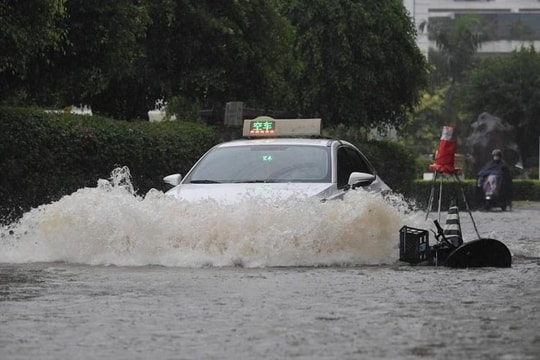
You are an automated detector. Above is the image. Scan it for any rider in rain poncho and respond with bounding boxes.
[477,149,513,209]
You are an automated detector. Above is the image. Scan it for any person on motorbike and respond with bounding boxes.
[477,149,513,210]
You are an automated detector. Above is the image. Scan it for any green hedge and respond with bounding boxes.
[358,140,416,196]
[2,106,538,224]
[0,107,220,223]
[410,178,540,211]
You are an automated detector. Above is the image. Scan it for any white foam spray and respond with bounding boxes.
[0,167,430,267]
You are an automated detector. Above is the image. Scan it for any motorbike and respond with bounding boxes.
[476,171,512,211]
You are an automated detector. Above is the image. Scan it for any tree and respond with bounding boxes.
[144,0,295,117]
[38,0,150,118]
[401,87,447,156]
[1,0,428,126]
[1,0,151,119]
[421,14,486,85]
[405,14,487,155]
[461,46,540,168]
[279,0,428,129]
[0,0,67,102]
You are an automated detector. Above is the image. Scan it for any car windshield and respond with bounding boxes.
[184,145,331,183]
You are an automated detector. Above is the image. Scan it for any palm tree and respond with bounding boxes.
[420,14,487,84]
[410,15,488,153]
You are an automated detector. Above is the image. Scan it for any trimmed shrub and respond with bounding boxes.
[0,107,220,223]
[3,106,537,224]
[410,179,540,211]
[322,124,417,196]
[359,140,416,196]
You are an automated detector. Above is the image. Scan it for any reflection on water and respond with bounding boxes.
[1,261,539,360]
[0,265,46,301]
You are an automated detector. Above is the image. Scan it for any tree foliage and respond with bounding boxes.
[22,0,150,118]
[0,0,428,128]
[144,0,295,115]
[401,87,447,156]
[280,0,428,128]
[0,0,67,102]
[0,0,66,74]
[461,46,540,166]
[403,14,488,159]
[422,14,486,85]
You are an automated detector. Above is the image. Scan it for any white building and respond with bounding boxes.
[403,0,540,57]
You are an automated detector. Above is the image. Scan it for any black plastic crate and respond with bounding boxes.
[399,226,430,264]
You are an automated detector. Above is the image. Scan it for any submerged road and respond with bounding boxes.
[1,196,539,359]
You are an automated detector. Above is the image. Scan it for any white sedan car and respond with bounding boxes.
[164,117,389,203]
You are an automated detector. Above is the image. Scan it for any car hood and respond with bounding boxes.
[165,182,335,204]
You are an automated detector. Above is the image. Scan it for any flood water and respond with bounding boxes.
[1,173,539,359]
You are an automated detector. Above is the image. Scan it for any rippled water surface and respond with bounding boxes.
[1,175,539,359]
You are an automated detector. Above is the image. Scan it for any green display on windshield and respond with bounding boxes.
[262,155,273,162]
[249,120,275,135]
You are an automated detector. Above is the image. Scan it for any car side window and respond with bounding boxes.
[337,146,372,188]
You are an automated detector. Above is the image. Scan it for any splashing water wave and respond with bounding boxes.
[0,168,430,267]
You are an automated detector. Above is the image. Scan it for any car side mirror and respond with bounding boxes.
[349,172,375,189]
[163,174,182,186]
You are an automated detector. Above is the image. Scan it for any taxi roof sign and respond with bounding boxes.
[243,116,321,137]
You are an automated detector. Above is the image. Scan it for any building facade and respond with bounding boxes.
[403,0,540,56]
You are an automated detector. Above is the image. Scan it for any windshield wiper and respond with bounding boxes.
[234,180,279,183]
[189,180,221,184]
